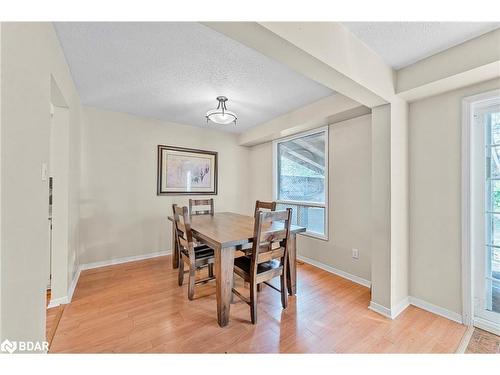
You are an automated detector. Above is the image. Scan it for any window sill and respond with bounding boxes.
[299,231,329,241]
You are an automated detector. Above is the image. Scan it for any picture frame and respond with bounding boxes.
[157,145,218,195]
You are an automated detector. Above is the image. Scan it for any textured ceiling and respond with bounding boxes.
[54,22,334,133]
[342,22,500,69]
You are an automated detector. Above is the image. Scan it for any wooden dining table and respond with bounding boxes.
[168,212,306,327]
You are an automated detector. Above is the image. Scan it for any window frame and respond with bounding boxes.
[272,126,329,240]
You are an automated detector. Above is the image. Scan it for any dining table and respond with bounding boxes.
[167,211,306,327]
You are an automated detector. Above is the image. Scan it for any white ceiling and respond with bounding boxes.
[342,22,500,69]
[54,22,334,133]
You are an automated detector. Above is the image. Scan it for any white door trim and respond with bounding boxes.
[462,93,473,326]
[461,88,500,328]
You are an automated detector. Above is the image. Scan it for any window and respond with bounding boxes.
[273,127,328,239]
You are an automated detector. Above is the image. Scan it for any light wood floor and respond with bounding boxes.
[46,304,65,347]
[49,255,467,353]
[46,290,65,347]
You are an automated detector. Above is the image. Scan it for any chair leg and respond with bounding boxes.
[249,282,258,324]
[230,275,236,303]
[178,258,184,286]
[280,271,288,309]
[257,283,262,292]
[188,265,196,300]
[208,263,214,278]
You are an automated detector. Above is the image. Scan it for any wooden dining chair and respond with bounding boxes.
[188,198,214,216]
[243,200,278,290]
[232,208,292,324]
[254,200,277,216]
[238,199,277,259]
[172,204,215,300]
[243,201,276,255]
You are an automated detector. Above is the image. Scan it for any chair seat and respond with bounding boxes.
[181,244,214,260]
[234,255,281,276]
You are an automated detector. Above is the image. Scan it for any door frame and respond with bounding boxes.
[47,75,71,308]
[462,88,500,334]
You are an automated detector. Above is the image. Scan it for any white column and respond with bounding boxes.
[370,101,410,317]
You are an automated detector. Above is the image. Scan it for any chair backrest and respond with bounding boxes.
[254,200,277,216]
[250,208,292,274]
[189,198,214,216]
[172,204,195,258]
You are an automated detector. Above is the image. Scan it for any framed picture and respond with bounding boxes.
[157,145,218,195]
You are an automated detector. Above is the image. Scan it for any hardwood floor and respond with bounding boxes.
[49,255,467,353]
[46,291,65,348]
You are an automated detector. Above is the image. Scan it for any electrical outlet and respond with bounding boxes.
[352,248,359,259]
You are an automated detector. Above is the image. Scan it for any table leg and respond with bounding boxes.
[286,233,297,296]
[215,246,234,327]
[171,221,179,269]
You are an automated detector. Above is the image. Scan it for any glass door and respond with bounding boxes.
[475,104,500,331]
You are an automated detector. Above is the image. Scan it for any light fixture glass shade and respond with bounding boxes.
[206,109,237,125]
[206,96,237,125]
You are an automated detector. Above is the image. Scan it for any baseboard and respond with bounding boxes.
[391,296,410,319]
[369,297,464,323]
[473,316,500,336]
[368,296,462,324]
[80,250,171,271]
[47,296,69,309]
[368,301,392,318]
[67,266,82,303]
[408,296,463,324]
[297,255,371,288]
[47,266,82,308]
[368,297,410,319]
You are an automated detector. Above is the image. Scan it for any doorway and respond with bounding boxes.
[46,76,70,308]
[463,89,500,336]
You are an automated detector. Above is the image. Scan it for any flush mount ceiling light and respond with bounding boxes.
[206,96,237,125]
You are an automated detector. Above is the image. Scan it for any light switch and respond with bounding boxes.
[41,163,48,181]
[352,248,359,259]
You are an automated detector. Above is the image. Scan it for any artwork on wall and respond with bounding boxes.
[157,145,218,195]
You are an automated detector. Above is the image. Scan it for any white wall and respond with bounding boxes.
[0,22,82,342]
[247,115,373,282]
[409,78,500,315]
[79,107,250,264]
[246,142,273,213]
